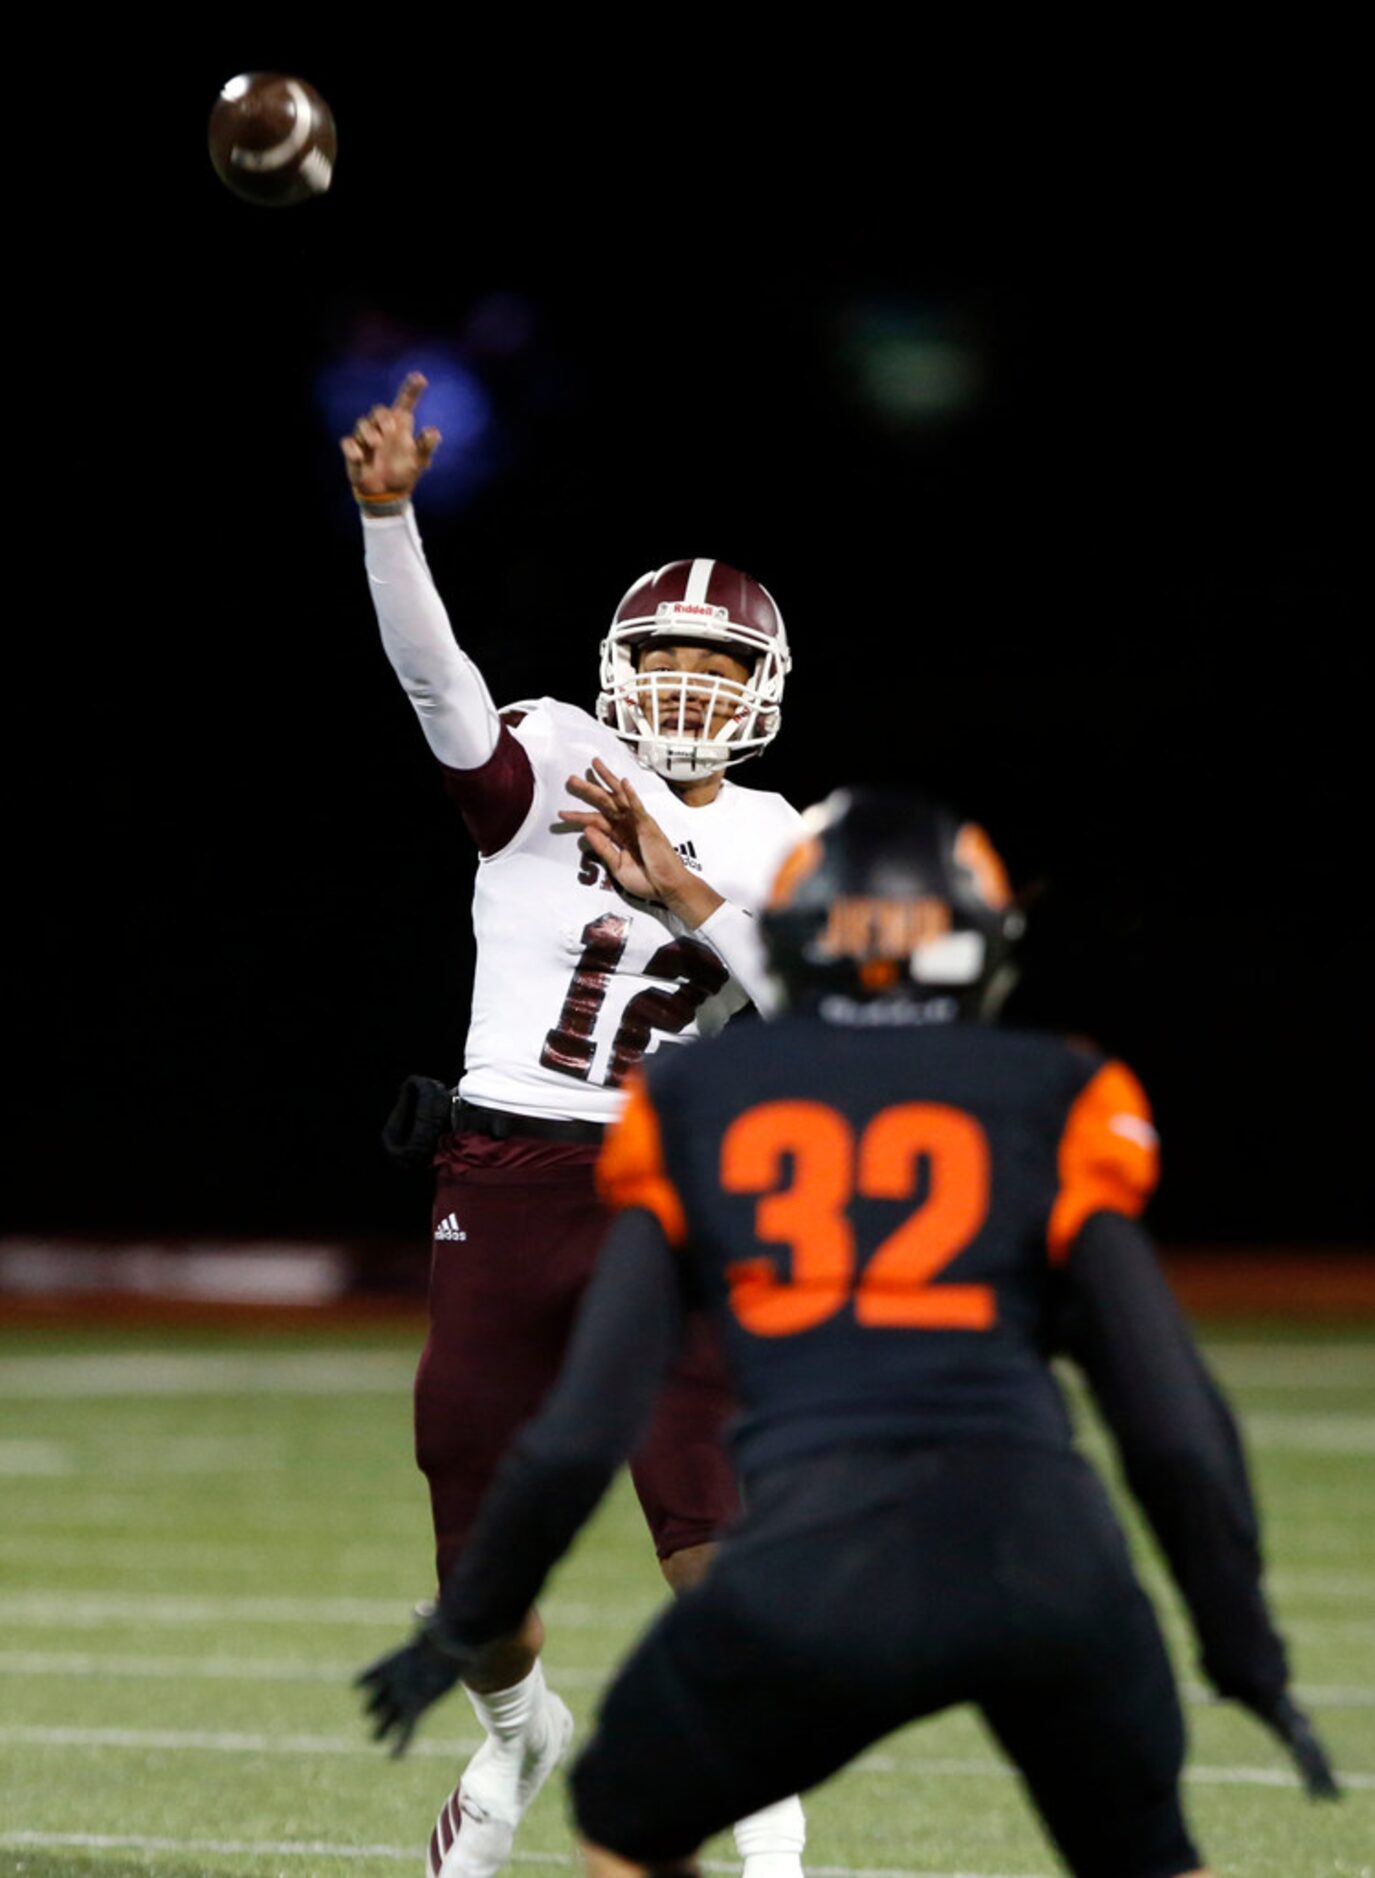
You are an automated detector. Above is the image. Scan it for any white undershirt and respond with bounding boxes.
[362,507,500,770]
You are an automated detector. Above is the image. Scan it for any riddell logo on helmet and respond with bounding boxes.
[661,602,727,620]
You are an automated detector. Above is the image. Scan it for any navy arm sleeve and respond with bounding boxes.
[433,1207,689,1649]
[1058,1209,1290,1708]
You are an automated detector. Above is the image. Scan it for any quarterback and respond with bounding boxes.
[341,376,806,1878]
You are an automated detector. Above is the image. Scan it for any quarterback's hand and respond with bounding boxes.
[355,1622,471,1757]
[561,759,722,927]
[1246,1691,1341,1799]
[340,372,441,503]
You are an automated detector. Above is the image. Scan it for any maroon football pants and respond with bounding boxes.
[414,1128,740,1586]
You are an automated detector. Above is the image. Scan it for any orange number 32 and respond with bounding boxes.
[720,1101,994,1337]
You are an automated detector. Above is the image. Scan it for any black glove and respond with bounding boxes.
[382,1075,453,1169]
[355,1614,473,1757]
[1247,1691,1341,1799]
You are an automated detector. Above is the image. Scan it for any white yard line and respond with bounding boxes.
[0,1351,416,1397]
[1237,1414,1375,1455]
[0,1343,1367,1401]
[1270,1617,1375,1642]
[2,1724,1369,1791]
[1202,1345,1375,1389]
[1,1587,1370,1642]
[6,1494,424,1528]
[0,1837,1049,1878]
[3,1649,1373,1710]
[848,1748,1375,1791]
[0,1438,76,1475]
[0,1649,608,1691]
[0,1591,418,1625]
[1183,1680,1375,1709]
[0,1532,424,1569]
[0,1649,357,1683]
[0,1722,476,1759]
[0,1436,288,1478]
[13,1537,1373,1596]
[1267,1569,1375,1601]
[0,1590,652,1629]
[1068,1413,1375,1460]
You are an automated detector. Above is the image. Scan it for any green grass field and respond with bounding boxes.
[0,1321,1371,1878]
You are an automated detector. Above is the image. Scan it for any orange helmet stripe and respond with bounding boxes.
[767,834,824,912]
[954,823,1013,912]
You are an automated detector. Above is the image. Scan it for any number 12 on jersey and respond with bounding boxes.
[541,913,729,1088]
[721,1099,995,1337]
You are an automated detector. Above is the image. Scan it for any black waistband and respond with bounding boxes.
[452,1098,607,1145]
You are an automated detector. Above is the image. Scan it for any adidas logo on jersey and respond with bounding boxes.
[675,839,702,874]
[434,1213,468,1242]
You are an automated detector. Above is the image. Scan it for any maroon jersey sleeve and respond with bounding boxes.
[438,714,535,856]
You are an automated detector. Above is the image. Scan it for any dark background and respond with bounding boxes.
[8,51,1368,1249]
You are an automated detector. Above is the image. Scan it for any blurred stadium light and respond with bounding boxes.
[837,298,986,427]
[316,334,498,510]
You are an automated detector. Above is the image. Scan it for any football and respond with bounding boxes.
[208,73,336,207]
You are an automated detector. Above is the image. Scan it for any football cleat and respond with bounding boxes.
[425,1691,574,1877]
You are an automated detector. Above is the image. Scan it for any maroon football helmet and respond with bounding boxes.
[597,558,791,780]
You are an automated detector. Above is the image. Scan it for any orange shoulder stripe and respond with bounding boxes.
[1047,1059,1159,1262]
[595,1074,688,1248]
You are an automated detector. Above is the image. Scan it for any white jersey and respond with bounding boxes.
[357,505,803,1122]
[462,697,803,1123]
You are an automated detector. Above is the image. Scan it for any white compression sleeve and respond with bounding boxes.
[361,507,501,770]
[693,900,780,1015]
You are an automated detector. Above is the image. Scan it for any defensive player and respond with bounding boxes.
[341,376,807,1878]
[358,790,1340,1876]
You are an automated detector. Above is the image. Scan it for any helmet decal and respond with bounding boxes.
[819,895,953,961]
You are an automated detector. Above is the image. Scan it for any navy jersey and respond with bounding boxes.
[598,1015,1160,1474]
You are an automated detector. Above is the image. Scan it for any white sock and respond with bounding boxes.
[734,1793,806,1869]
[464,1659,547,1748]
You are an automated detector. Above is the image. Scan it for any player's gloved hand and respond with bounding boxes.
[1246,1691,1341,1799]
[355,1608,473,1757]
[381,1073,453,1169]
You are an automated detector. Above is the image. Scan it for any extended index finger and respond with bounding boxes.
[394,372,428,414]
[590,756,631,797]
[593,760,647,817]
[566,773,613,808]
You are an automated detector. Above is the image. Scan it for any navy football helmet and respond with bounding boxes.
[762,789,1024,1020]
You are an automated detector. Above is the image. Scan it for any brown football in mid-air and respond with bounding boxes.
[208,73,336,207]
